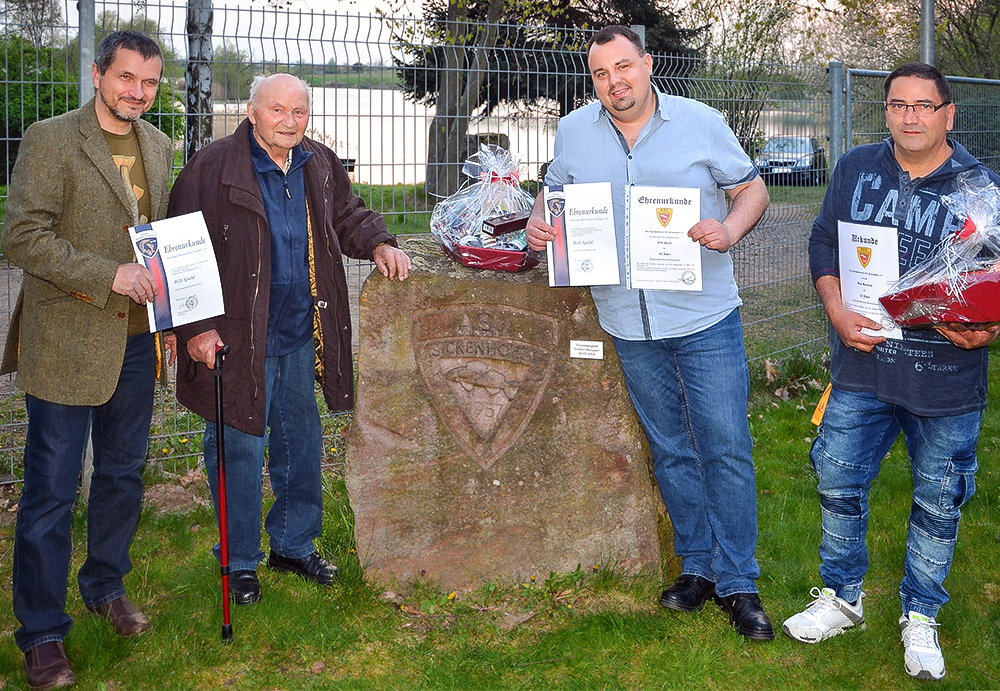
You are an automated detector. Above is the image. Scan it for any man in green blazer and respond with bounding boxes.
[1,30,172,690]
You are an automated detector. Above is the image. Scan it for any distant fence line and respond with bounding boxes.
[2,1,1000,481]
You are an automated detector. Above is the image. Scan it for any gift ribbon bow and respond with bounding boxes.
[481,171,520,186]
[956,217,977,240]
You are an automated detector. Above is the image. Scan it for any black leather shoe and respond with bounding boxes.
[268,551,338,586]
[659,574,716,612]
[229,570,261,605]
[714,592,775,640]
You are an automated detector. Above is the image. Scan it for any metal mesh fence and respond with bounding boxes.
[3,2,997,482]
[847,68,1000,173]
[684,62,831,363]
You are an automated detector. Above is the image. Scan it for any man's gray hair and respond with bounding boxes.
[248,73,313,110]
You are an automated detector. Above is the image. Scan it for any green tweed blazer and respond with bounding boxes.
[1,97,173,406]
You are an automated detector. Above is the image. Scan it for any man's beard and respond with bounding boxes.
[609,83,636,112]
[101,91,145,123]
[611,96,636,112]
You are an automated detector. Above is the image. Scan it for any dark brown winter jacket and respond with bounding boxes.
[169,117,395,436]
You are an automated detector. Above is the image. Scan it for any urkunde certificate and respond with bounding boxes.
[129,210,225,332]
[626,186,701,291]
[838,221,902,340]
[544,182,620,287]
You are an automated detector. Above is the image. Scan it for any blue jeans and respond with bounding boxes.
[810,387,981,617]
[13,333,156,652]
[202,339,324,571]
[612,309,760,596]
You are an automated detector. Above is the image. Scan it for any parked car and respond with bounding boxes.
[755,136,828,186]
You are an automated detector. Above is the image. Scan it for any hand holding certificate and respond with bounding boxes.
[838,221,902,340]
[543,182,621,287]
[129,210,225,332]
[626,186,702,291]
[542,183,706,291]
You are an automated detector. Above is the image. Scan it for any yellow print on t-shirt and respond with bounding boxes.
[112,154,146,209]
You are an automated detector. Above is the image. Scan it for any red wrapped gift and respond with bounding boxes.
[878,172,1000,327]
[443,243,539,273]
[482,210,531,237]
[879,266,1000,325]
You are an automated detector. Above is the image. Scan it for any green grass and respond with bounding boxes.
[0,390,27,482]
[308,68,402,90]
[352,182,433,235]
[766,181,828,207]
[741,279,828,363]
[2,346,999,689]
[348,180,542,236]
[170,149,185,185]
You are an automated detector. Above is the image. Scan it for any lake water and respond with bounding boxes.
[217,87,561,186]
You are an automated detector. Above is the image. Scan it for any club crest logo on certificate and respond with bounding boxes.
[625,186,701,291]
[838,221,901,340]
[543,182,620,287]
[128,210,225,332]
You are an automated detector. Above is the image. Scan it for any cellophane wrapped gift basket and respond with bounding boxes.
[430,145,539,273]
[880,171,1000,325]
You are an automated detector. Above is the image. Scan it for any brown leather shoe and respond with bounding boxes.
[86,595,150,638]
[24,641,76,690]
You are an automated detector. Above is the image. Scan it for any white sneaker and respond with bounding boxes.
[782,587,865,643]
[900,611,946,680]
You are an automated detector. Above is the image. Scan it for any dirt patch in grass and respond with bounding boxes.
[143,468,212,516]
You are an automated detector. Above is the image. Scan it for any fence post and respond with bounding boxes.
[829,60,843,171]
[921,0,936,65]
[78,0,95,103]
[631,24,646,49]
[77,0,96,498]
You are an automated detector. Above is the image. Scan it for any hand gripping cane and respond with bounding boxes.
[213,345,233,643]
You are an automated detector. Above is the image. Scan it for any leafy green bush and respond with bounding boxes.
[1,35,183,185]
[142,83,184,143]
[1,35,78,184]
[0,28,184,184]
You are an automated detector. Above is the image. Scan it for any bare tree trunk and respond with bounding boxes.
[185,0,213,160]
[4,0,64,46]
[425,10,465,199]
[424,0,503,199]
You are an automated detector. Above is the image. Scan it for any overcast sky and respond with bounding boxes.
[69,0,424,64]
[295,0,417,14]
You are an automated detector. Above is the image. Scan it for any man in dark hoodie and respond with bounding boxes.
[782,63,999,682]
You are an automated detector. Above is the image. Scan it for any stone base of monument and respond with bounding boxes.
[345,239,673,590]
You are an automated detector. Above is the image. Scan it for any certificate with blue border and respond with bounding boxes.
[543,182,620,287]
[129,211,225,332]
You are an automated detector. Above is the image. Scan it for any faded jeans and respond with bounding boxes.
[810,386,981,617]
[202,338,324,571]
[612,309,761,596]
[13,333,155,651]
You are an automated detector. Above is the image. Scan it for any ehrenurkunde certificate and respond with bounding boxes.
[838,220,902,340]
[626,186,702,291]
[129,210,225,332]
[544,182,620,287]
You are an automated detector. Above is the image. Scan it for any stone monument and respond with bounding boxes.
[345,238,671,589]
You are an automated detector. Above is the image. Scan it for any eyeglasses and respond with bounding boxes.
[884,101,951,115]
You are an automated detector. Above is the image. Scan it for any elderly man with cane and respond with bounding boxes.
[169,72,411,606]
